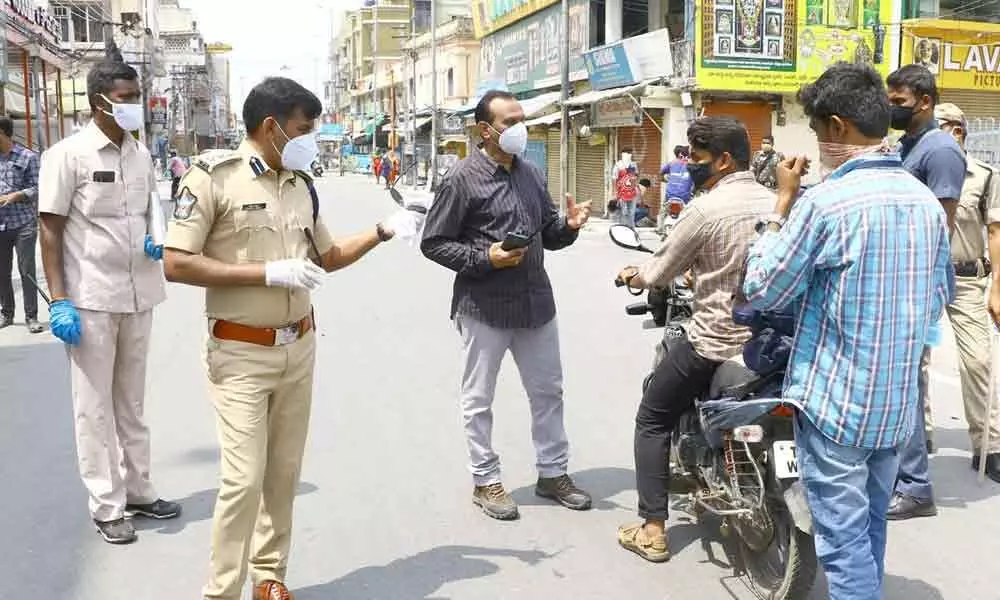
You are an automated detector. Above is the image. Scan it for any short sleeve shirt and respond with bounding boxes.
[37,122,165,313]
[951,157,1000,263]
[165,140,335,327]
[899,126,967,202]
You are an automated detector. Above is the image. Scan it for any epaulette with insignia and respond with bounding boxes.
[193,150,242,174]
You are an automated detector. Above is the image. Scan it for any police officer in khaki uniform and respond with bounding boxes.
[38,47,180,545]
[932,103,1000,483]
[164,77,403,600]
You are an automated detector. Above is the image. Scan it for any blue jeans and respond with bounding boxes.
[795,413,900,600]
[616,200,636,227]
[894,348,933,499]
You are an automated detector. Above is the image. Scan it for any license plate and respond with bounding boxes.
[772,441,799,479]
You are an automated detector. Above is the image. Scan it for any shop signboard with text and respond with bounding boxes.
[695,0,892,92]
[584,28,673,91]
[901,20,1000,90]
[593,96,641,128]
[4,0,61,43]
[478,0,589,93]
[471,0,559,39]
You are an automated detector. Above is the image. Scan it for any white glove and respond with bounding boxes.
[265,259,326,291]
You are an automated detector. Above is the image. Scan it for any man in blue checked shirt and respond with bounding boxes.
[743,63,955,600]
[0,115,42,333]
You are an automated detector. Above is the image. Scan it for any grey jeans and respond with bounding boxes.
[456,314,570,486]
[0,221,39,320]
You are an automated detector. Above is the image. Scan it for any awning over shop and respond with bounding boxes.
[524,110,583,127]
[562,79,661,107]
[381,116,432,132]
[519,91,562,118]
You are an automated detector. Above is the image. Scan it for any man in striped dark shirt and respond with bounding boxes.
[421,89,592,521]
[0,115,42,332]
[743,63,955,599]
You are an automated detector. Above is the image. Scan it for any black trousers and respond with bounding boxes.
[170,176,181,200]
[0,222,39,320]
[635,336,720,520]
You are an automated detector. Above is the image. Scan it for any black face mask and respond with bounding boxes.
[890,104,917,131]
[687,161,715,189]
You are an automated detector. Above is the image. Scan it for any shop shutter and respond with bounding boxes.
[940,90,1000,119]
[546,127,562,204]
[616,110,664,215]
[574,137,607,212]
[702,100,772,154]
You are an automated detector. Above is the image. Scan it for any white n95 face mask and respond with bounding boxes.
[100,94,144,131]
[493,122,528,156]
[272,120,319,171]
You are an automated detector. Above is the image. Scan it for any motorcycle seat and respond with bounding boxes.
[715,370,784,402]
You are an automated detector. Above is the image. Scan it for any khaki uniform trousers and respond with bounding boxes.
[202,329,316,600]
[69,309,157,522]
[924,276,1000,452]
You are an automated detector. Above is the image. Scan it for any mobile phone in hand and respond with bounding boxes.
[501,231,533,251]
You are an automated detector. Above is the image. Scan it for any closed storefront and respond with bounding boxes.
[939,90,1000,119]
[546,127,568,204]
[574,136,606,210]
[702,100,772,152]
[616,110,664,203]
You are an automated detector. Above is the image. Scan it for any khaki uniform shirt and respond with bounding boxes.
[165,140,335,328]
[951,157,1000,264]
[38,121,165,313]
[639,171,775,362]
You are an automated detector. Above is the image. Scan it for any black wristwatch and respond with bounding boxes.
[375,222,393,242]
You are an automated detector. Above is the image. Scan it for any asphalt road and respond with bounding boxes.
[1,174,997,600]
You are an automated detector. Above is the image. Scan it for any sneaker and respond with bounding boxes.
[472,483,519,520]
[125,498,181,520]
[26,318,43,334]
[254,579,293,600]
[94,517,137,544]
[886,492,937,520]
[535,474,592,511]
[618,523,670,562]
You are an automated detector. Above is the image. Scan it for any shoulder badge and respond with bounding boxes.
[193,150,241,174]
[174,187,198,220]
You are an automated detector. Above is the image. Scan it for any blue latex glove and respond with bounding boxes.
[50,299,82,346]
[144,234,163,260]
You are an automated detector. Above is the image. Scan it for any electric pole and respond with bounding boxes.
[559,0,569,213]
[430,0,438,192]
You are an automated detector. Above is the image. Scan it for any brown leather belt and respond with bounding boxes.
[212,314,314,347]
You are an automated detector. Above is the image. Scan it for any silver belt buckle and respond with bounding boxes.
[274,323,300,345]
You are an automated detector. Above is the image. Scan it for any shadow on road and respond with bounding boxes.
[509,466,635,510]
[929,453,1000,508]
[808,572,944,599]
[293,545,553,600]
[133,480,320,534]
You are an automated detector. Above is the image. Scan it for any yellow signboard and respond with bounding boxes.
[471,0,559,39]
[205,42,233,54]
[901,19,1000,91]
[695,0,892,93]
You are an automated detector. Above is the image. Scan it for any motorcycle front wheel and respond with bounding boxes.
[736,496,817,600]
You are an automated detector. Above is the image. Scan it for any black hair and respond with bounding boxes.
[474,89,517,125]
[638,177,651,187]
[798,61,891,139]
[887,64,939,105]
[621,147,633,154]
[243,76,322,134]
[686,117,751,169]
[0,115,12,138]
[86,39,138,111]
[762,135,774,143]
[673,145,689,157]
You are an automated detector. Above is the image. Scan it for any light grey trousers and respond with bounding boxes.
[456,314,570,486]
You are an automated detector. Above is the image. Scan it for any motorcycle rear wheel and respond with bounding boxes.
[737,498,817,600]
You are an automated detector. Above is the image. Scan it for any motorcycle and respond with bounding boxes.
[311,160,324,178]
[610,224,817,600]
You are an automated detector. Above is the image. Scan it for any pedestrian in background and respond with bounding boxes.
[885,64,967,521]
[0,114,43,333]
[168,150,186,200]
[934,102,1000,483]
[750,135,784,189]
[37,44,179,546]
[421,89,593,521]
[381,150,392,188]
[612,147,640,227]
[743,62,954,600]
[657,145,692,233]
[373,151,382,184]
[164,76,410,600]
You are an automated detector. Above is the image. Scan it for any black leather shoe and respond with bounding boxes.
[536,474,592,510]
[971,453,1000,484]
[125,498,181,520]
[886,492,937,520]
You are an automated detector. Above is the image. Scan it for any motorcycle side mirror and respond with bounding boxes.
[609,224,653,253]
[388,186,404,206]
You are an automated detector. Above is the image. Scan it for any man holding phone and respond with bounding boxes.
[421,89,591,521]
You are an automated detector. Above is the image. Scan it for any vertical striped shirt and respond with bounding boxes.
[420,148,578,329]
[0,143,40,231]
[743,153,955,449]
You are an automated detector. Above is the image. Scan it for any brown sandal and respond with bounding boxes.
[617,523,671,563]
